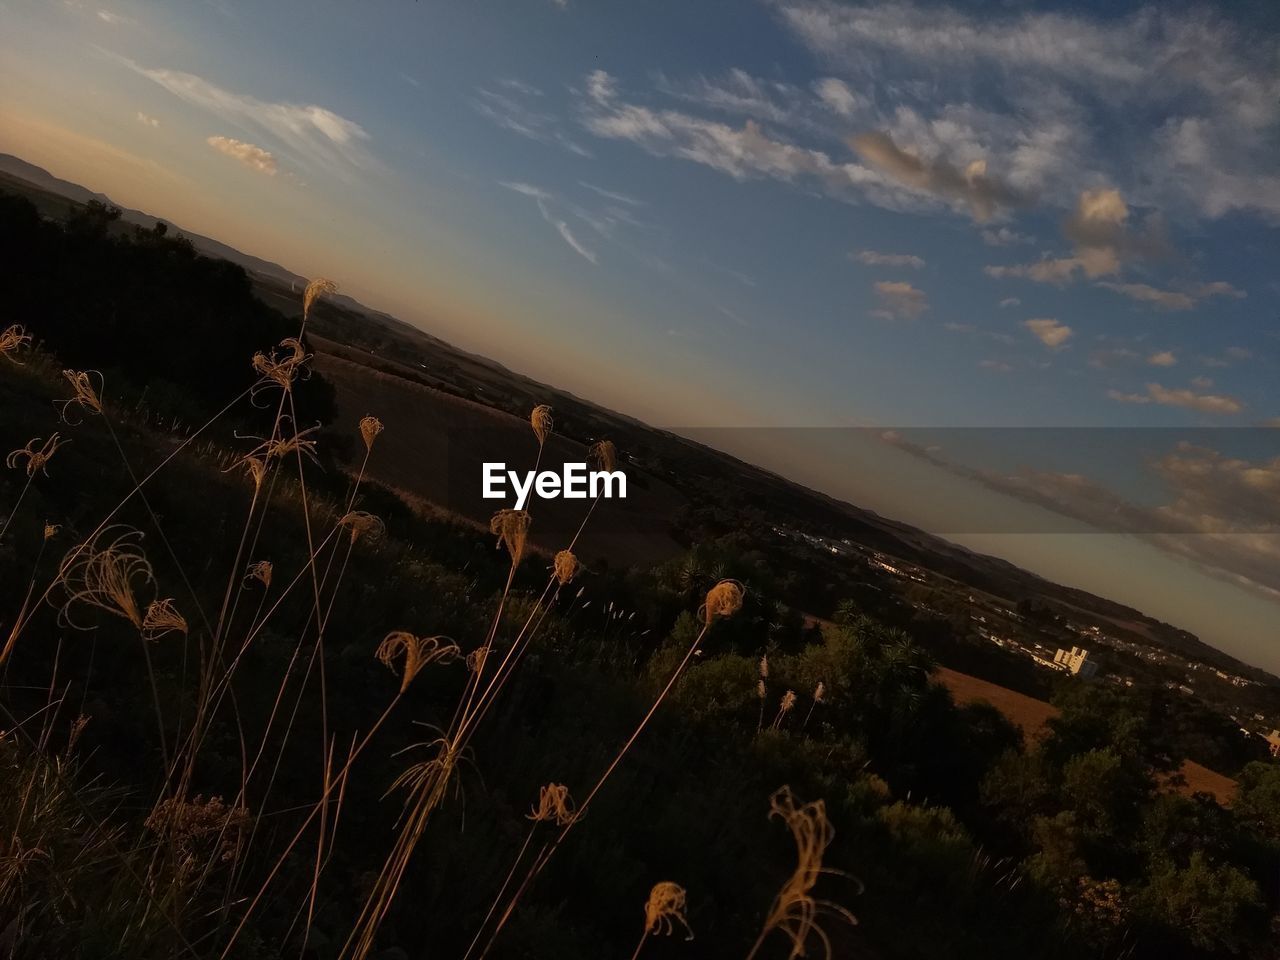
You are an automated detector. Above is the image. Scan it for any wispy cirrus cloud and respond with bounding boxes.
[1098,280,1246,312]
[135,111,160,128]
[500,181,598,264]
[117,57,373,177]
[206,136,276,175]
[473,83,593,157]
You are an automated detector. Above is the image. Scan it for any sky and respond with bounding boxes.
[2,0,1279,668]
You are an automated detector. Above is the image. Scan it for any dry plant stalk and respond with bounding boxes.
[0,324,32,361]
[57,370,104,422]
[376,632,461,694]
[530,405,554,447]
[747,787,856,960]
[359,415,384,452]
[527,783,575,826]
[230,454,269,491]
[553,550,580,586]
[142,598,188,640]
[303,277,338,320]
[589,439,617,473]
[56,526,153,630]
[490,509,531,565]
[6,434,66,477]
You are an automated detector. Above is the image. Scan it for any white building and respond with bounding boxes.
[1053,646,1099,679]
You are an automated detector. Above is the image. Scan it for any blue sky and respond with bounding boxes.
[3,0,1280,667]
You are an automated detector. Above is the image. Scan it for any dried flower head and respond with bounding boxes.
[699,579,745,625]
[759,655,769,680]
[376,632,460,694]
[66,713,91,754]
[146,795,250,884]
[251,338,309,390]
[643,882,693,940]
[465,647,488,675]
[244,560,273,588]
[758,679,767,701]
[7,434,66,477]
[246,424,320,465]
[753,786,856,959]
[57,370,104,422]
[303,278,338,320]
[527,783,576,826]
[530,404,554,446]
[339,511,385,545]
[589,439,617,473]
[553,549,580,586]
[779,690,797,715]
[813,681,826,704]
[359,415,384,452]
[490,509,531,565]
[57,526,153,630]
[43,523,60,540]
[142,598,188,640]
[0,324,32,362]
[228,454,268,491]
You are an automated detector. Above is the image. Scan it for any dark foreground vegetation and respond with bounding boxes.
[3,190,1280,959]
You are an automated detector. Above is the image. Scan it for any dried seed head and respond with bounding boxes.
[755,786,855,958]
[700,579,745,625]
[359,415,384,452]
[244,560,273,588]
[589,439,617,473]
[0,324,33,362]
[813,681,826,704]
[465,647,488,675]
[57,370,104,422]
[142,598,188,640]
[779,690,797,715]
[57,526,153,630]
[7,434,66,477]
[303,278,338,320]
[43,523,60,540]
[490,509,531,565]
[252,338,310,390]
[530,405,554,446]
[553,549,580,585]
[66,714,91,754]
[643,882,693,940]
[339,511,385,545]
[244,424,320,465]
[527,783,576,826]
[757,679,767,700]
[376,632,460,694]
[759,655,769,680]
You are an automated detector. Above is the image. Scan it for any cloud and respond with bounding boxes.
[97,9,126,25]
[1023,317,1072,349]
[473,84,593,157]
[1098,279,1248,311]
[136,111,160,128]
[871,280,928,320]
[979,359,1012,373]
[851,249,923,268]
[774,1,1280,221]
[998,297,1020,308]
[812,77,861,117]
[500,181,598,264]
[982,227,1033,247]
[121,59,372,176]
[1147,351,1177,367]
[881,430,1280,599]
[579,181,643,206]
[848,130,1027,221]
[206,136,276,175]
[1108,382,1244,415]
[986,187,1170,285]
